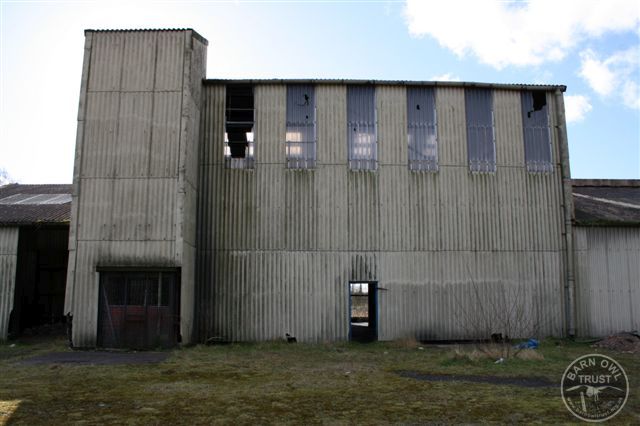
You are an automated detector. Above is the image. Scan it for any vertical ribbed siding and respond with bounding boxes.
[67,30,206,347]
[0,227,19,340]
[575,227,640,337]
[196,83,567,342]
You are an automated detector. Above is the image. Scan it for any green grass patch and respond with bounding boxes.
[0,338,638,424]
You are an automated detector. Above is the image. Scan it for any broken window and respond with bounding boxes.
[286,85,316,169]
[521,90,553,173]
[465,88,496,173]
[225,85,255,169]
[407,87,438,171]
[347,86,377,170]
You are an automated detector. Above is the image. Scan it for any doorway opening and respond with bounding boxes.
[9,226,69,338]
[349,281,377,342]
[97,270,180,349]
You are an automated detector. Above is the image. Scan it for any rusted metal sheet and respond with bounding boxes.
[0,227,19,340]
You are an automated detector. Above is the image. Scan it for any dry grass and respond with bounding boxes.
[515,348,545,361]
[389,336,421,349]
[0,337,638,424]
[449,344,545,362]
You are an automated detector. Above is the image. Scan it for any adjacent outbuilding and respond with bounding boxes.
[0,184,71,340]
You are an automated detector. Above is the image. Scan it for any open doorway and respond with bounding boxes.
[9,226,69,338]
[349,281,377,342]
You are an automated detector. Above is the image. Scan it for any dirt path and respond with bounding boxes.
[18,351,170,366]
[397,371,555,388]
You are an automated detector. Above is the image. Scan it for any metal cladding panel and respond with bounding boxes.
[199,251,350,342]
[77,179,113,240]
[82,92,120,178]
[120,31,156,92]
[316,85,347,165]
[377,251,564,340]
[316,166,349,250]
[150,92,182,177]
[0,227,18,340]
[88,32,124,91]
[255,85,286,165]
[196,84,568,342]
[575,227,640,337]
[146,179,178,241]
[347,172,380,251]
[379,166,411,252]
[377,85,407,166]
[200,85,225,166]
[494,90,524,167]
[115,92,153,177]
[155,32,185,92]
[436,87,466,166]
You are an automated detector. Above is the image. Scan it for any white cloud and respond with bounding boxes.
[430,73,461,81]
[564,95,593,123]
[579,47,640,109]
[404,0,640,69]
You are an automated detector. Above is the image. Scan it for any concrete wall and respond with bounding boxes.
[65,30,207,347]
[0,227,19,341]
[575,226,640,336]
[196,84,568,342]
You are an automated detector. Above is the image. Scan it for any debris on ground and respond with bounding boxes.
[514,338,539,350]
[592,331,640,354]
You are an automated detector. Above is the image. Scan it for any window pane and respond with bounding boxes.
[286,85,316,169]
[407,87,438,171]
[465,89,496,172]
[347,86,377,170]
[521,91,553,173]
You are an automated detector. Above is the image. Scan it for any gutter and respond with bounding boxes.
[555,90,576,338]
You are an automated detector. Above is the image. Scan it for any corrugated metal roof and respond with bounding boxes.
[204,79,566,92]
[573,179,640,226]
[85,28,208,45]
[0,184,72,225]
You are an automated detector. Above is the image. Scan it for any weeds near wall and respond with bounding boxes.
[453,264,547,359]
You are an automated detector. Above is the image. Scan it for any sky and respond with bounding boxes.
[1,0,639,183]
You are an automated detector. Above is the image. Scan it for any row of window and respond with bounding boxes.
[224,85,553,173]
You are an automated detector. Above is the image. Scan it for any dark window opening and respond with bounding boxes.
[521,90,553,173]
[225,85,254,167]
[97,270,180,349]
[530,90,547,115]
[349,282,378,342]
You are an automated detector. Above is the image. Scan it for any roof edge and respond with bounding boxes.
[572,179,640,188]
[204,78,566,92]
[85,28,208,45]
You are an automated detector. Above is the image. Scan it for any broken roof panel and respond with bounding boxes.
[0,184,72,226]
[572,179,640,226]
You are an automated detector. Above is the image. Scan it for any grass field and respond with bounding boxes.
[1,336,638,424]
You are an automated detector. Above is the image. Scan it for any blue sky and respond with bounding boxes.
[1,0,638,183]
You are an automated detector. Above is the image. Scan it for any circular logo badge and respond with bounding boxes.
[561,354,629,422]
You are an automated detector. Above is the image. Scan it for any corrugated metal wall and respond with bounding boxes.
[65,30,206,347]
[196,84,567,342]
[0,227,19,340]
[575,227,640,336]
